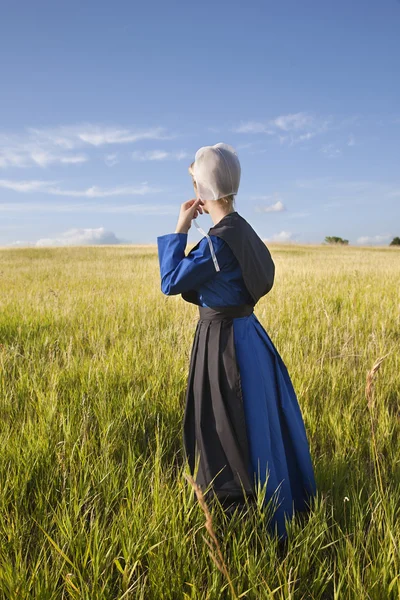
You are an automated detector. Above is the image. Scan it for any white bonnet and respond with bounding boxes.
[192,142,241,201]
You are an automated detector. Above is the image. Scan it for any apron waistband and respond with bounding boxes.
[198,304,254,322]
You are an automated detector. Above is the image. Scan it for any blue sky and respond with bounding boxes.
[1,0,399,247]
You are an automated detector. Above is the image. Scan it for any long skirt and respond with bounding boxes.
[182,304,317,539]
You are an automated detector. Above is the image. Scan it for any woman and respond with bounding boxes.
[157,143,316,539]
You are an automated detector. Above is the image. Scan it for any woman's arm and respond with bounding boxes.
[157,233,226,295]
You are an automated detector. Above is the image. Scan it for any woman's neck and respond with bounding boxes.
[207,203,235,226]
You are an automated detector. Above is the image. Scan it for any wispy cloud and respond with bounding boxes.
[0,143,88,169]
[254,199,286,213]
[266,230,295,242]
[232,112,332,145]
[0,124,176,169]
[53,184,162,198]
[271,112,316,131]
[131,150,189,161]
[27,151,88,167]
[104,153,119,167]
[31,124,174,148]
[234,112,366,155]
[7,227,127,247]
[36,227,127,246]
[356,234,392,245]
[251,192,286,213]
[0,179,59,193]
[0,179,162,197]
[79,127,171,146]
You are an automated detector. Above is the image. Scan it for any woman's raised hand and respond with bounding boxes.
[175,198,204,234]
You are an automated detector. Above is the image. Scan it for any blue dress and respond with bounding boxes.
[157,231,317,539]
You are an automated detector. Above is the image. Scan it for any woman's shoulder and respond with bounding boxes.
[208,234,227,250]
[188,234,235,265]
[203,234,235,259]
[208,235,238,270]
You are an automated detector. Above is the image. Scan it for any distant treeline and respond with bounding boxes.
[324,236,400,246]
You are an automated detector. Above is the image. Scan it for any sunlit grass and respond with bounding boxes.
[0,243,399,598]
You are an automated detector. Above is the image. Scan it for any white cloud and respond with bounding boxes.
[29,151,87,167]
[0,144,88,169]
[0,179,162,197]
[35,227,127,247]
[5,228,128,247]
[28,128,76,150]
[295,132,316,142]
[266,230,294,242]
[131,150,189,161]
[233,113,316,135]
[271,112,315,131]
[104,153,119,167]
[356,234,392,245]
[77,126,171,147]
[232,112,331,145]
[0,179,58,193]
[0,149,26,168]
[255,199,286,213]
[53,184,161,198]
[30,124,174,148]
[251,193,286,213]
[0,124,176,169]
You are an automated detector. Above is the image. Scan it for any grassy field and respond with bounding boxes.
[0,243,399,599]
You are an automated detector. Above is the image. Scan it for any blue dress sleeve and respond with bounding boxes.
[156,232,226,295]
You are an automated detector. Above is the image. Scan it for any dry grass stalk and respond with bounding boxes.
[366,354,388,410]
[184,473,239,600]
[365,353,400,562]
[366,354,387,490]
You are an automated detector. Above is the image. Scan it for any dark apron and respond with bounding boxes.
[182,303,257,512]
[181,212,275,512]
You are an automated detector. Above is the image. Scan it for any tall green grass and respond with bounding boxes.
[0,243,399,599]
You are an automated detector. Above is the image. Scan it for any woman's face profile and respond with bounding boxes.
[193,181,210,214]
[189,163,210,213]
